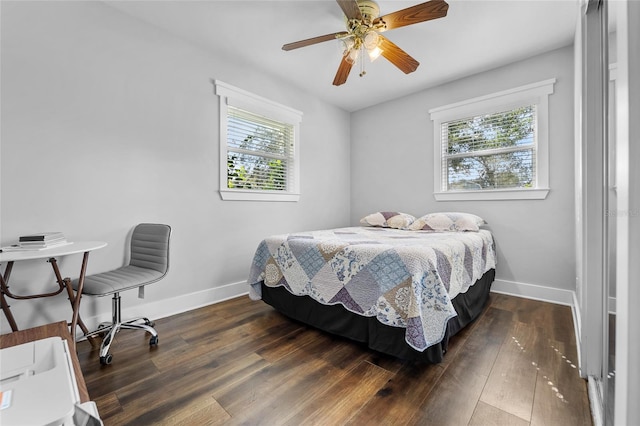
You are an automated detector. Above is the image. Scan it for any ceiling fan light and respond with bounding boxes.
[342,37,355,52]
[363,31,380,50]
[367,46,383,62]
[345,47,360,64]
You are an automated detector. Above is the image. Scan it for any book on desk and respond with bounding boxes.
[1,232,70,252]
[19,232,65,242]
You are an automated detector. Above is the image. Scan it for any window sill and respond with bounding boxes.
[434,188,550,201]
[220,189,300,202]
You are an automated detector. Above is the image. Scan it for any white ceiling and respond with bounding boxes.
[105,0,578,112]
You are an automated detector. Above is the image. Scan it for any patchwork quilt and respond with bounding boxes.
[247,227,496,351]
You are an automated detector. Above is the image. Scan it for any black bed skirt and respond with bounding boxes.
[260,268,495,363]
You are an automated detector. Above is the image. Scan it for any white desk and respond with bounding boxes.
[0,241,107,345]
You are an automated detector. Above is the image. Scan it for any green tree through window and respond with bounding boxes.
[443,106,536,190]
[226,107,292,191]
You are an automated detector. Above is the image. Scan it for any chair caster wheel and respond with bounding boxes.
[100,354,113,365]
[149,335,159,346]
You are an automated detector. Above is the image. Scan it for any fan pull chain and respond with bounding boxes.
[359,46,366,77]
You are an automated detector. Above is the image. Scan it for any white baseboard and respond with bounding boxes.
[491,278,575,306]
[573,291,585,377]
[573,291,582,342]
[588,376,604,426]
[80,280,249,332]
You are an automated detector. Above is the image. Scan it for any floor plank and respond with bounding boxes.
[76,293,592,426]
[411,305,514,425]
[479,321,539,421]
[282,360,394,426]
[530,338,591,426]
[469,401,530,426]
[346,362,445,426]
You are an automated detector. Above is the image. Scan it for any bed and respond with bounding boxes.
[247,212,496,363]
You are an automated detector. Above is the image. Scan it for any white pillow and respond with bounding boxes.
[360,211,415,229]
[408,212,485,232]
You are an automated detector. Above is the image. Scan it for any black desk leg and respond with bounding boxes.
[0,262,19,332]
[49,257,91,341]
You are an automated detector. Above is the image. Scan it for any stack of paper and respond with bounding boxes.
[1,232,70,251]
[18,232,67,248]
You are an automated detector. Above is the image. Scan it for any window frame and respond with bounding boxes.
[430,79,555,201]
[214,80,303,202]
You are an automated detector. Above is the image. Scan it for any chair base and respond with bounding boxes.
[84,292,158,365]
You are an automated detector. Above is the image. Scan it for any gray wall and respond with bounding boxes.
[350,46,575,291]
[0,1,351,333]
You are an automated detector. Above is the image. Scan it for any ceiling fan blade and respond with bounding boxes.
[374,0,449,32]
[379,35,420,74]
[283,31,349,51]
[336,0,363,20]
[332,56,353,86]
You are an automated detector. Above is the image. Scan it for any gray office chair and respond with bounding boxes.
[73,223,171,365]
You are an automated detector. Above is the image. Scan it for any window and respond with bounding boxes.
[430,79,555,201]
[214,80,302,201]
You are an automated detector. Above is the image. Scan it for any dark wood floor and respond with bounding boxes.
[77,293,592,425]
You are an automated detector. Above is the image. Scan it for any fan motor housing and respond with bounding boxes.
[357,0,381,21]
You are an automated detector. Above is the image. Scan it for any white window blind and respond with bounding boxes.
[442,105,537,191]
[430,79,554,201]
[227,106,294,192]
[214,80,302,202]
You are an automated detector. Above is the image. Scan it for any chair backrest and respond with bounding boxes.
[129,223,171,275]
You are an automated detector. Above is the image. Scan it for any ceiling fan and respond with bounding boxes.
[282,0,449,86]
